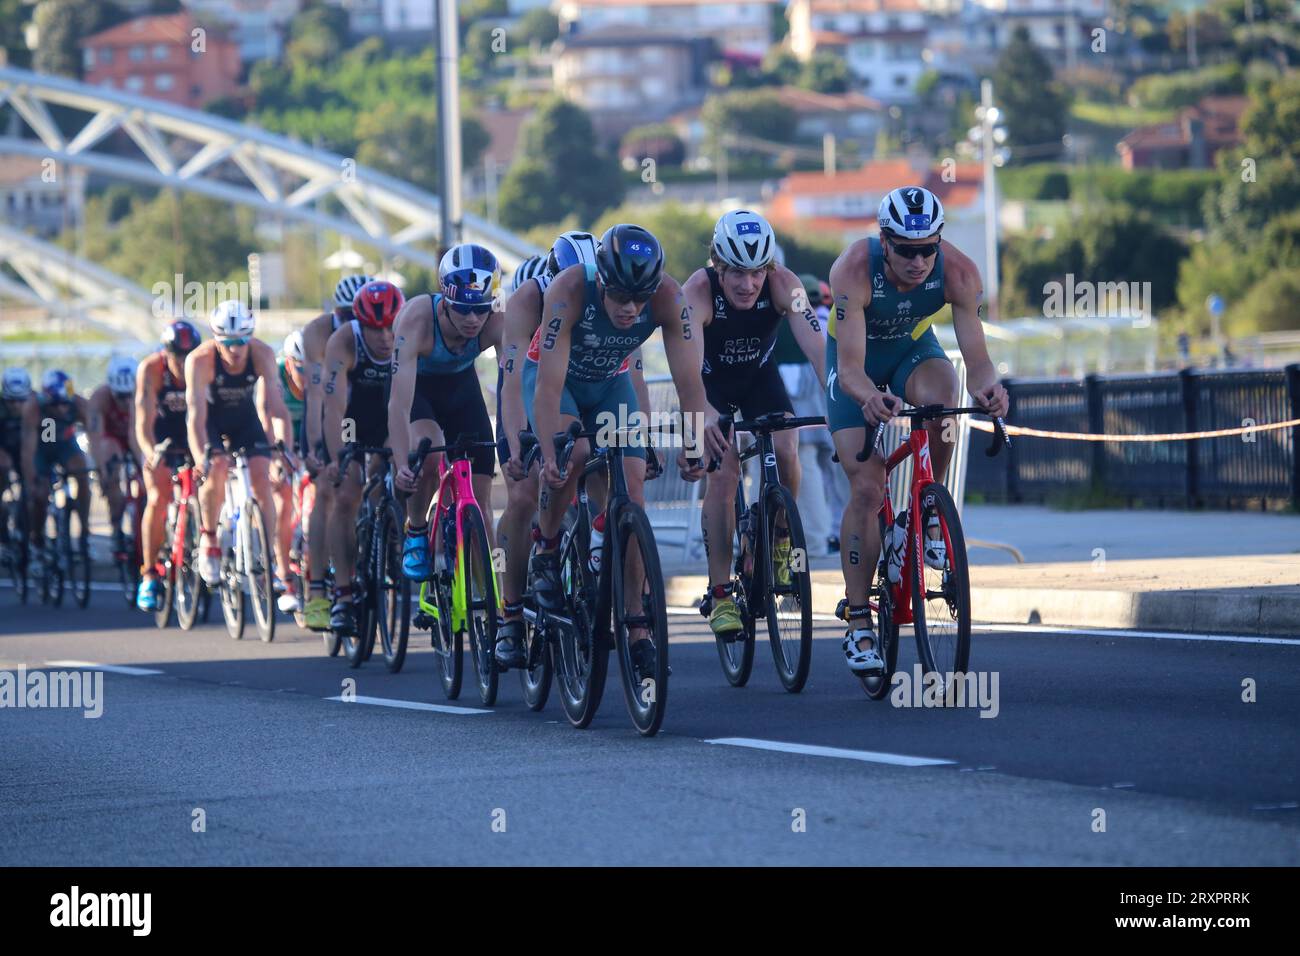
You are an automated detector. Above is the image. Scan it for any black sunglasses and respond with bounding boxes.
[604,286,656,306]
[887,238,941,260]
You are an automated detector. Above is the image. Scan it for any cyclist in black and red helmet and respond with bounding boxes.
[133,318,201,611]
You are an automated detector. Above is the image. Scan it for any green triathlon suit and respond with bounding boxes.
[277,356,306,453]
[521,263,655,460]
[35,395,82,471]
[825,236,949,432]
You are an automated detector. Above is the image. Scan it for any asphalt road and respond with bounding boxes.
[1,587,1298,865]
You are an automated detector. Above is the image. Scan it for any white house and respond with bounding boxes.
[556,0,778,58]
[181,0,301,62]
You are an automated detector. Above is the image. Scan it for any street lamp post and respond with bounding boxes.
[436,0,462,251]
[974,79,1006,324]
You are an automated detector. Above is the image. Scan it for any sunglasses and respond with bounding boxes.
[219,336,251,347]
[888,238,940,260]
[447,300,493,317]
[604,287,654,307]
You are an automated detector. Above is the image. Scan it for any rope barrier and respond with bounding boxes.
[966,417,1300,442]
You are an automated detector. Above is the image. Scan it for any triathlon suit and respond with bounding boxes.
[497,272,634,465]
[344,320,391,450]
[411,293,495,477]
[0,399,24,469]
[35,394,81,473]
[153,357,190,467]
[700,266,794,420]
[205,348,269,457]
[825,236,948,432]
[313,312,346,464]
[521,263,654,461]
[276,356,306,454]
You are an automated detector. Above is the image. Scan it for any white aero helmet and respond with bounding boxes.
[107,355,137,395]
[877,186,945,240]
[511,255,548,293]
[712,210,776,270]
[209,299,256,339]
[282,330,305,363]
[2,367,31,400]
[333,274,374,309]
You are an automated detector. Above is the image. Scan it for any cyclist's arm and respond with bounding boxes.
[944,244,999,401]
[828,242,876,407]
[135,359,158,464]
[254,340,292,448]
[85,387,109,467]
[321,326,353,465]
[629,348,651,417]
[500,284,539,461]
[302,313,329,453]
[773,266,827,386]
[387,296,430,471]
[534,272,580,469]
[656,276,725,460]
[185,350,212,465]
[20,395,39,484]
[681,269,710,372]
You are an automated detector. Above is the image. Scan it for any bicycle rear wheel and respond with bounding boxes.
[460,504,499,707]
[610,503,669,737]
[344,511,374,668]
[5,494,29,604]
[910,483,971,691]
[219,518,245,640]
[175,496,203,631]
[715,501,755,687]
[245,502,276,643]
[763,484,812,693]
[376,498,408,672]
[555,528,606,728]
[65,508,91,608]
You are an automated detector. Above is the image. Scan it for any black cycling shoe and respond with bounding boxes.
[529,549,564,612]
[330,600,355,635]
[630,639,660,683]
[494,619,527,670]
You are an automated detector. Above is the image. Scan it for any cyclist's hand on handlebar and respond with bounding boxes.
[974,381,1010,419]
[394,463,419,493]
[644,446,661,481]
[541,457,566,490]
[700,413,729,463]
[504,453,528,483]
[323,462,340,487]
[860,390,899,427]
[677,449,706,482]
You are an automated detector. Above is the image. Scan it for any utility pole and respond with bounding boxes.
[980,78,1000,323]
[436,0,462,250]
[823,131,836,176]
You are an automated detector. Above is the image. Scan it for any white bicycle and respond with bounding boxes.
[208,442,277,643]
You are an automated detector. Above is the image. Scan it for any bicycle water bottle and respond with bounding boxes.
[589,512,606,575]
[886,511,908,585]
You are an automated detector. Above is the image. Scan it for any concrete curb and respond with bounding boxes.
[664,573,1300,638]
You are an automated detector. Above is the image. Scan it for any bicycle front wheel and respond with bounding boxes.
[762,485,813,693]
[911,482,971,689]
[245,502,276,643]
[431,575,464,700]
[5,495,29,604]
[376,498,408,672]
[715,500,755,688]
[175,496,203,631]
[154,512,175,630]
[218,519,245,640]
[860,510,900,701]
[344,512,374,668]
[65,508,91,608]
[117,503,140,608]
[610,504,669,737]
[460,504,499,707]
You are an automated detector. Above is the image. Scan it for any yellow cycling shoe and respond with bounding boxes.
[709,596,744,641]
[772,536,792,587]
[303,596,331,631]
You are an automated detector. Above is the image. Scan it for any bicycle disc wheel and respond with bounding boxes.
[432,575,463,700]
[245,502,276,643]
[66,508,91,608]
[763,485,813,693]
[553,526,607,728]
[910,482,971,693]
[715,502,755,688]
[176,497,203,631]
[860,512,900,701]
[610,504,669,737]
[219,520,245,640]
[376,499,408,672]
[460,504,499,707]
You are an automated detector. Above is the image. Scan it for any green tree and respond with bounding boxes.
[991,26,1068,161]
[33,0,129,78]
[0,0,32,67]
[285,1,349,64]
[355,102,488,194]
[1239,71,1300,161]
[515,8,559,48]
[760,48,801,87]
[620,124,685,167]
[799,52,849,94]
[701,89,798,154]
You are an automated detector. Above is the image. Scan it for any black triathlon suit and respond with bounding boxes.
[206,349,269,457]
[701,267,794,419]
[344,319,392,452]
[155,360,190,466]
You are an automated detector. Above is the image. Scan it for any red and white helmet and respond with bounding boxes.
[352,280,405,329]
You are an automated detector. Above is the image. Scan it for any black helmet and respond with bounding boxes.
[161,320,201,355]
[596,224,664,298]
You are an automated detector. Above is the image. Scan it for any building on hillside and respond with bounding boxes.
[552,28,715,142]
[786,0,935,102]
[1117,95,1249,170]
[80,13,241,109]
[181,1,301,62]
[0,158,88,238]
[928,0,1110,74]
[556,0,778,58]
[766,157,985,269]
[323,0,435,36]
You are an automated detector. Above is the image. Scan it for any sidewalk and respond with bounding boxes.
[660,505,1300,637]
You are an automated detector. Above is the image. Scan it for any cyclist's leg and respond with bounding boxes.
[897,330,959,481]
[700,375,741,594]
[740,360,801,499]
[100,440,127,540]
[141,457,173,579]
[306,440,333,603]
[522,365,585,546]
[272,457,294,585]
[63,450,92,539]
[328,456,364,615]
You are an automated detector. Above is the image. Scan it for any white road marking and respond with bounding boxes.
[704,737,954,767]
[971,623,1299,646]
[325,695,491,715]
[44,660,163,676]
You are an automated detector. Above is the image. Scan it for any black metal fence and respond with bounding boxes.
[964,364,1300,509]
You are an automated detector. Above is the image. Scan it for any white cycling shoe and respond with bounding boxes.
[198,547,222,586]
[842,624,885,675]
[924,517,947,571]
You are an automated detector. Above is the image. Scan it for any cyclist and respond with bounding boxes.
[682,210,828,641]
[272,330,308,614]
[185,301,294,588]
[301,274,372,630]
[496,230,656,669]
[88,355,144,563]
[133,320,202,611]
[1,368,36,561]
[23,370,92,568]
[389,245,504,583]
[321,280,405,634]
[511,255,548,292]
[527,223,727,680]
[827,185,1008,674]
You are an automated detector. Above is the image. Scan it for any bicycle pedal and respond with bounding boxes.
[413,610,435,630]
